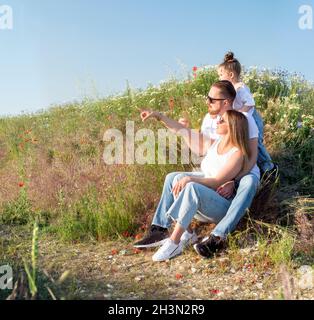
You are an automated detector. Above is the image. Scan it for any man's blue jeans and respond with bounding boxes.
[253,109,273,172]
[211,173,260,238]
[152,172,232,230]
[152,172,260,239]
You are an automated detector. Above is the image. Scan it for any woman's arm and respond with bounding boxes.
[141,110,212,156]
[191,151,244,190]
[172,150,244,197]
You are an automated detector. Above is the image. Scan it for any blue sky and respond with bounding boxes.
[0,0,313,116]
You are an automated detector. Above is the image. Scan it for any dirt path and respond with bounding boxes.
[1,226,313,300]
[35,238,299,300]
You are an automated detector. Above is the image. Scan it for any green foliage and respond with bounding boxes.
[23,221,39,299]
[1,187,34,225]
[0,67,313,242]
[56,186,144,242]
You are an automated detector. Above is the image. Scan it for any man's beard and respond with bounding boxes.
[207,107,220,116]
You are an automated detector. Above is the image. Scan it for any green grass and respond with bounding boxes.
[0,66,313,246]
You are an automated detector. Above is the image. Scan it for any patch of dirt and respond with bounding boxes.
[1,226,313,300]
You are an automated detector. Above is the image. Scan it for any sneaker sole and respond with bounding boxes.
[133,238,168,249]
[152,246,183,262]
[193,243,211,258]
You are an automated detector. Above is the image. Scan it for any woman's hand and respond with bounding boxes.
[140,110,161,122]
[216,180,235,199]
[172,176,193,198]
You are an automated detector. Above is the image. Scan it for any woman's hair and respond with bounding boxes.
[219,52,242,78]
[225,110,251,166]
[212,80,237,102]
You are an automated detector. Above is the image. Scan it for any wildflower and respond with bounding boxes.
[122,231,130,238]
[135,234,143,240]
[111,249,119,255]
[18,181,25,188]
[169,97,175,111]
[192,66,198,72]
[175,273,183,280]
[210,289,220,295]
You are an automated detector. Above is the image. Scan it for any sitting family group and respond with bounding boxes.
[134,52,278,262]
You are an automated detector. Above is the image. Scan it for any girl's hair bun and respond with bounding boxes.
[224,51,235,63]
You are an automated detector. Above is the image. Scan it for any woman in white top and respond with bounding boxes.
[140,109,252,262]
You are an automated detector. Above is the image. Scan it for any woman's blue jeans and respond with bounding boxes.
[152,171,260,238]
[152,172,232,231]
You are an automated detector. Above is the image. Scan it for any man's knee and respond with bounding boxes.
[238,175,259,189]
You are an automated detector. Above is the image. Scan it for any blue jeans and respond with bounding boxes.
[152,172,232,230]
[211,173,260,238]
[253,109,273,172]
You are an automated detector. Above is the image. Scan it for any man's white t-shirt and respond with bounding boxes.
[201,111,260,179]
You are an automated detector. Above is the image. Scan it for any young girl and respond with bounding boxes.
[216,52,273,172]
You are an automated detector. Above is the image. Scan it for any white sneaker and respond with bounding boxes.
[180,230,198,247]
[152,239,183,262]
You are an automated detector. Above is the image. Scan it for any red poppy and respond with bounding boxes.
[210,289,220,295]
[111,249,119,255]
[18,181,25,188]
[175,273,183,280]
[169,97,175,111]
[122,231,130,238]
[192,66,198,72]
[135,234,142,240]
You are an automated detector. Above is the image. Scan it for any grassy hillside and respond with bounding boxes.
[0,67,313,299]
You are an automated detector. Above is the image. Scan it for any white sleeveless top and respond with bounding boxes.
[201,139,239,178]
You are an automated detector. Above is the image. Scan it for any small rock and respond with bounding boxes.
[256,282,263,290]
[230,268,236,274]
[297,265,313,290]
[135,275,145,282]
[298,265,313,274]
[107,284,114,290]
[191,267,197,274]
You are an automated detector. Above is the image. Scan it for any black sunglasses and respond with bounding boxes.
[206,95,227,103]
